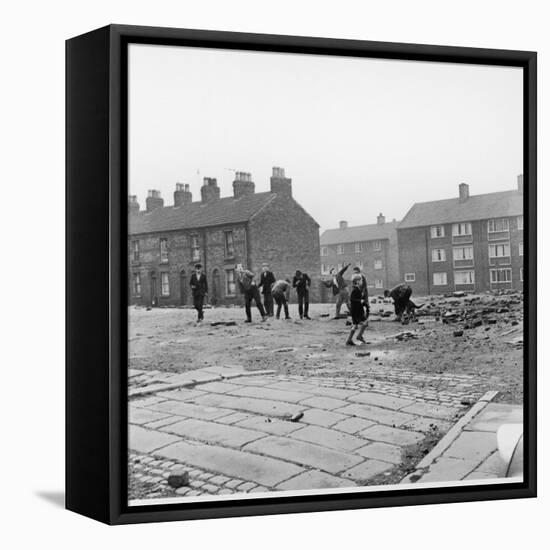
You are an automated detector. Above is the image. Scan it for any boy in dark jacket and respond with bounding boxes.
[323,263,351,318]
[236,266,267,323]
[346,275,368,345]
[189,263,208,322]
[292,270,311,320]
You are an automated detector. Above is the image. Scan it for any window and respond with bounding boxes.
[132,240,140,261]
[404,273,415,282]
[432,248,446,262]
[225,269,236,296]
[321,264,331,275]
[433,272,448,286]
[454,270,475,285]
[336,244,345,255]
[452,222,472,236]
[354,243,363,253]
[373,240,382,251]
[430,226,445,238]
[224,231,235,257]
[321,247,329,256]
[375,279,383,289]
[517,215,524,230]
[159,238,169,263]
[191,234,200,262]
[489,243,511,258]
[160,272,170,296]
[520,267,524,282]
[132,273,141,295]
[453,246,473,261]
[374,259,383,270]
[488,218,509,233]
[519,242,523,256]
[490,268,512,283]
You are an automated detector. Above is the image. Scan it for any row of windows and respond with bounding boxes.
[131,231,236,263]
[429,216,523,239]
[404,268,524,286]
[430,242,523,262]
[321,259,384,274]
[321,240,383,256]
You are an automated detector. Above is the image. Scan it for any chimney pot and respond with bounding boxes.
[145,190,164,212]
[270,166,292,197]
[459,182,470,202]
[517,174,524,193]
[201,177,220,203]
[174,182,193,206]
[128,195,140,214]
[233,170,256,199]
[377,213,386,225]
[339,220,348,230]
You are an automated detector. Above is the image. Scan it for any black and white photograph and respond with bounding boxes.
[126,42,527,506]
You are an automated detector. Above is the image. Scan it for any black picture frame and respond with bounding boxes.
[66,24,537,525]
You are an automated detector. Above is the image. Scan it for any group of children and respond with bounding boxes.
[190,260,417,346]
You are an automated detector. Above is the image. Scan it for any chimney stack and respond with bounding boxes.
[377,213,386,225]
[174,183,193,206]
[270,166,292,197]
[459,182,470,202]
[233,171,255,198]
[146,190,164,212]
[339,220,348,230]
[128,195,140,214]
[517,174,524,193]
[200,177,221,203]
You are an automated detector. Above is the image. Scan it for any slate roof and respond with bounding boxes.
[129,192,277,235]
[398,189,523,229]
[320,220,399,246]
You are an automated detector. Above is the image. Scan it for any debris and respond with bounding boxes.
[355,351,371,357]
[167,470,189,488]
[289,412,304,422]
[452,290,466,297]
[395,331,418,341]
[453,330,464,337]
[210,321,237,327]
[272,347,295,353]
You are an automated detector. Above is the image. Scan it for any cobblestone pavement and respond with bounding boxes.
[128,365,488,503]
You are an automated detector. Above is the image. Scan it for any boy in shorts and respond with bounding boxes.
[346,274,368,346]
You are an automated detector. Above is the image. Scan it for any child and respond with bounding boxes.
[271,278,291,320]
[346,274,368,346]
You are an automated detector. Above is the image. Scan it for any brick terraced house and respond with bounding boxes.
[319,214,401,300]
[397,176,524,295]
[128,167,321,307]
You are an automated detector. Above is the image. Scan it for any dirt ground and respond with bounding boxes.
[129,291,524,405]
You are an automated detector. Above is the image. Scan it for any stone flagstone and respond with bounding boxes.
[148,399,235,421]
[335,403,415,427]
[276,470,357,490]
[442,431,496,462]
[289,425,366,452]
[356,442,403,464]
[229,385,312,403]
[129,425,181,454]
[243,435,363,474]
[401,402,460,420]
[193,393,303,418]
[342,459,393,481]
[347,392,414,410]
[156,440,304,487]
[360,424,423,446]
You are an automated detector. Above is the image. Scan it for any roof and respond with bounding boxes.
[398,189,523,230]
[320,221,399,246]
[129,192,276,235]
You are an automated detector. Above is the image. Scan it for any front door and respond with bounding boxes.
[150,273,157,306]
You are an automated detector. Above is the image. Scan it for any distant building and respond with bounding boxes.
[397,177,524,295]
[319,214,400,299]
[128,167,321,307]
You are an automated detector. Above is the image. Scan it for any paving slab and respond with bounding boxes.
[289,425,366,452]
[195,381,245,394]
[416,457,478,482]
[276,470,357,490]
[465,403,523,432]
[474,451,506,475]
[129,425,181,453]
[399,416,453,434]
[156,440,304,486]
[401,402,460,420]
[347,392,414,410]
[148,399,234,420]
[265,380,322,393]
[335,403,415,427]
[160,418,266,448]
[299,395,349,410]
[243,435,363,474]
[332,417,376,435]
[229,385,312,403]
[193,393,303,418]
[356,442,403,464]
[360,425,424,446]
[235,416,302,436]
[442,431,497,462]
[301,408,349,428]
[308,386,360,400]
[342,459,393,481]
[155,388,206,402]
[129,407,172,426]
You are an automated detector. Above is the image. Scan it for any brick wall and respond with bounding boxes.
[397,227,430,295]
[248,194,321,303]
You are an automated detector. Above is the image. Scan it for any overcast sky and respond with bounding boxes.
[128,44,523,233]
